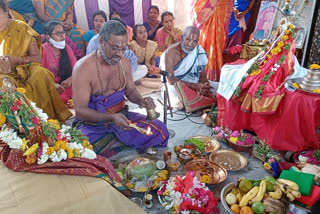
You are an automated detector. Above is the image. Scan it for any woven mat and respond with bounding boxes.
[135,77,162,96]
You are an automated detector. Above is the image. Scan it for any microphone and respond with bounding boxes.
[159,70,173,77]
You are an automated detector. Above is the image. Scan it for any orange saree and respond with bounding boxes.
[193,0,234,81]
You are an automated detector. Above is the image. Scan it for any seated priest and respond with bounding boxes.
[86,18,148,84]
[72,20,169,158]
[160,26,217,112]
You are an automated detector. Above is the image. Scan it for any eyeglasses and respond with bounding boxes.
[51,31,66,37]
[105,40,127,52]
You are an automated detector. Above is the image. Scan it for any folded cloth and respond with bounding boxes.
[279,170,314,196]
[296,185,320,207]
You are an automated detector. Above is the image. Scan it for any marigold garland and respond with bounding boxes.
[292,82,300,88]
[0,113,6,127]
[310,64,320,70]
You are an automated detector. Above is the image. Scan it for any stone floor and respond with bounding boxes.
[119,91,270,214]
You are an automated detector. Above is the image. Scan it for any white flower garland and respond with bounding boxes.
[0,125,23,149]
[37,142,49,165]
[0,101,97,164]
[30,102,49,122]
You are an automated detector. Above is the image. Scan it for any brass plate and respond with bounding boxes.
[184,159,227,184]
[209,150,248,171]
[187,135,220,153]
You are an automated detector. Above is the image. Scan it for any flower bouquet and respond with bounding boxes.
[157,172,219,214]
[212,126,232,143]
[227,130,255,152]
[0,81,96,165]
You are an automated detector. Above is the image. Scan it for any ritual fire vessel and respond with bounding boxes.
[300,68,320,92]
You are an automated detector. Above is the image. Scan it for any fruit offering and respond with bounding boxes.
[224,177,301,214]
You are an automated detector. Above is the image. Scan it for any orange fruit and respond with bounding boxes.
[240,206,254,214]
[230,204,240,214]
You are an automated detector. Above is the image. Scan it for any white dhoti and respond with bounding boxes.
[132,65,148,82]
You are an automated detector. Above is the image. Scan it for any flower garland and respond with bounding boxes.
[157,172,219,214]
[310,64,320,70]
[0,88,97,165]
[234,23,296,99]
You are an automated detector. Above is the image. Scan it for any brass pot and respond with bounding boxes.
[300,69,320,91]
[202,109,213,127]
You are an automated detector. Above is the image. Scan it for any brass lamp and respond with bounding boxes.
[146,108,160,121]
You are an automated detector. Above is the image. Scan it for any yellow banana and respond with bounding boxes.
[239,186,259,207]
[250,180,267,203]
[287,189,301,198]
[277,182,288,194]
[268,184,282,199]
[236,192,243,203]
[286,191,295,201]
[277,179,299,191]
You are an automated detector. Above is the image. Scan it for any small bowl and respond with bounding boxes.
[167,160,180,171]
[228,141,253,152]
[178,148,193,164]
[220,182,238,214]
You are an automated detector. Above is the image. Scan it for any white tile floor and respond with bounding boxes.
[126,91,269,214]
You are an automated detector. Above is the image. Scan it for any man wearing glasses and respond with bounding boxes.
[86,18,148,85]
[72,20,168,158]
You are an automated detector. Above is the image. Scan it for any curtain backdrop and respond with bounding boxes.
[73,0,151,31]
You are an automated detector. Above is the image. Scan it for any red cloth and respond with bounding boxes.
[217,89,320,152]
[176,82,216,112]
[0,146,121,181]
[296,185,320,207]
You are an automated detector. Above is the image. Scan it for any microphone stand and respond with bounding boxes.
[160,70,175,138]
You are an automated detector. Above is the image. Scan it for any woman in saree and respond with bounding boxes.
[226,0,256,48]
[32,0,85,51]
[143,5,162,41]
[193,0,234,81]
[155,11,182,53]
[0,0,72,122]
[129,24,159,79]
[42,20,77,105]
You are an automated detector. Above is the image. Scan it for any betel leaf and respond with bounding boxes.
[184,138,205,152]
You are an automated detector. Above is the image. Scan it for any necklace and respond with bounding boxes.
[95,49,123,94]
[95,49,104,94]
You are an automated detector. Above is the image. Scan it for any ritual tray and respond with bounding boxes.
[186,135,220,153]
[209,150,248,171]
[113,155,169,192]
[184,159,227,184]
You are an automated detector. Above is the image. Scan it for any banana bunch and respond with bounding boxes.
[276,179,301,201]
[239,180,268,207]
[267,184,282,199]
